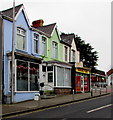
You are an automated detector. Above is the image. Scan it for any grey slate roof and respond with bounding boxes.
[1,4,23,19]
[60,33,75,46]
[35,23,56,37]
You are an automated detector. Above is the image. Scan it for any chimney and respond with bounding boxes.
[32,19,44,27]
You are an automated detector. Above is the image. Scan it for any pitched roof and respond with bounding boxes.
[107,69,113,76]
[35,23,56,37]
[1,4,23,19]
[60,33,75,46]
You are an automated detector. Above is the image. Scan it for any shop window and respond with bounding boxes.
[17,60,28,91]
[17,27,26,50]
[16,60,39,91]
[30,63,39,91]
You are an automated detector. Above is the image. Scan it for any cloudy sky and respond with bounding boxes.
[0,0,111,72]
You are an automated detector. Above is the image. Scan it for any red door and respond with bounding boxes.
[84,77,89,92]
[76,76,81,92]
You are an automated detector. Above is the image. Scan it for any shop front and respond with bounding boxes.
[5,52,42,103]
[75,67,91,93]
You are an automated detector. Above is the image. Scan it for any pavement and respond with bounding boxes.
[1,86,112,119]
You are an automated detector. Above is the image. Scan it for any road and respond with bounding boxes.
[3,94,113,120]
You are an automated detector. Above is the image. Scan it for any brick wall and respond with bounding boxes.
[54,88,71,94]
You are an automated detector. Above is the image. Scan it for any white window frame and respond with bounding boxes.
[71,49,75,62]
[64,46,68,61]
[52,41,58,59]
[8,59,16,92]
[34,33,39,54]
[56,66,71,88]
[16,27,27,51]
[15,59,40,92]
[41,36,47,56]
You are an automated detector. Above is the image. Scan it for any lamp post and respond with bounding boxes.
[11,0,15,103]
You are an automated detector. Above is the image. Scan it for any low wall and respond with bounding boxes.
[54,88,71,94]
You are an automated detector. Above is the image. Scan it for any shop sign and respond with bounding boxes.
[76,68,90,74]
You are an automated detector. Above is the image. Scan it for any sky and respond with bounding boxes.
[0,0,111,72]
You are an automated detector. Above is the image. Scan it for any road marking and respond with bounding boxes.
[87,104,112,113]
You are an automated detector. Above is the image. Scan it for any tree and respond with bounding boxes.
[75,35,98,69]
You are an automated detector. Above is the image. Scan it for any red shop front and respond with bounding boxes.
[75,67,91,93]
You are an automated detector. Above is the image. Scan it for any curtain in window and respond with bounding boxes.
[42,37,46,56]
[34,39,38,53]
[17,28,26,50]
[34,33,38,53]
[64,68,71,86]
[52,42,57,58]
[57,67,64,86]
[17,35,24,50]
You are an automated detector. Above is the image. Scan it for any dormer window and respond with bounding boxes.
[17,27,26,50]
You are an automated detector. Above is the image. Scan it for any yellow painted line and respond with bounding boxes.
[3,94,111,119]
[87,104,112,113]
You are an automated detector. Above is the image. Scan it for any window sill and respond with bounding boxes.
[14,91,39,93]
[54,86,72,88]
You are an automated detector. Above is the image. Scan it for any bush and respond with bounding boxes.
[43,90,54,95]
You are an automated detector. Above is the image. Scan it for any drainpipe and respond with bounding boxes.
[0,13,4,104]
[11,0,15,103]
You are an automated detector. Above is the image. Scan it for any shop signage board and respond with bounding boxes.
[76,68,90,74]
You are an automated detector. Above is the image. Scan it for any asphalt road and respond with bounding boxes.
[3,94,113,120]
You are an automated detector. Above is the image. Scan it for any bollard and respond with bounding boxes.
[100,87,101,95]
[72,89,74,101]
[91,88,93,96]
[34,93,40,101]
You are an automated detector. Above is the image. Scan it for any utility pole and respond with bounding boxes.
[11,0,15,103]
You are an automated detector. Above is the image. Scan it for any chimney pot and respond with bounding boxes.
[32,19,44,27]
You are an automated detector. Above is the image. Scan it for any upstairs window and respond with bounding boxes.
[64,46,68,61]
[52,41,58,59]
[34,33,39,53]
[72,50,75,62]
[42,36,47,56]
[17,27,26,50]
